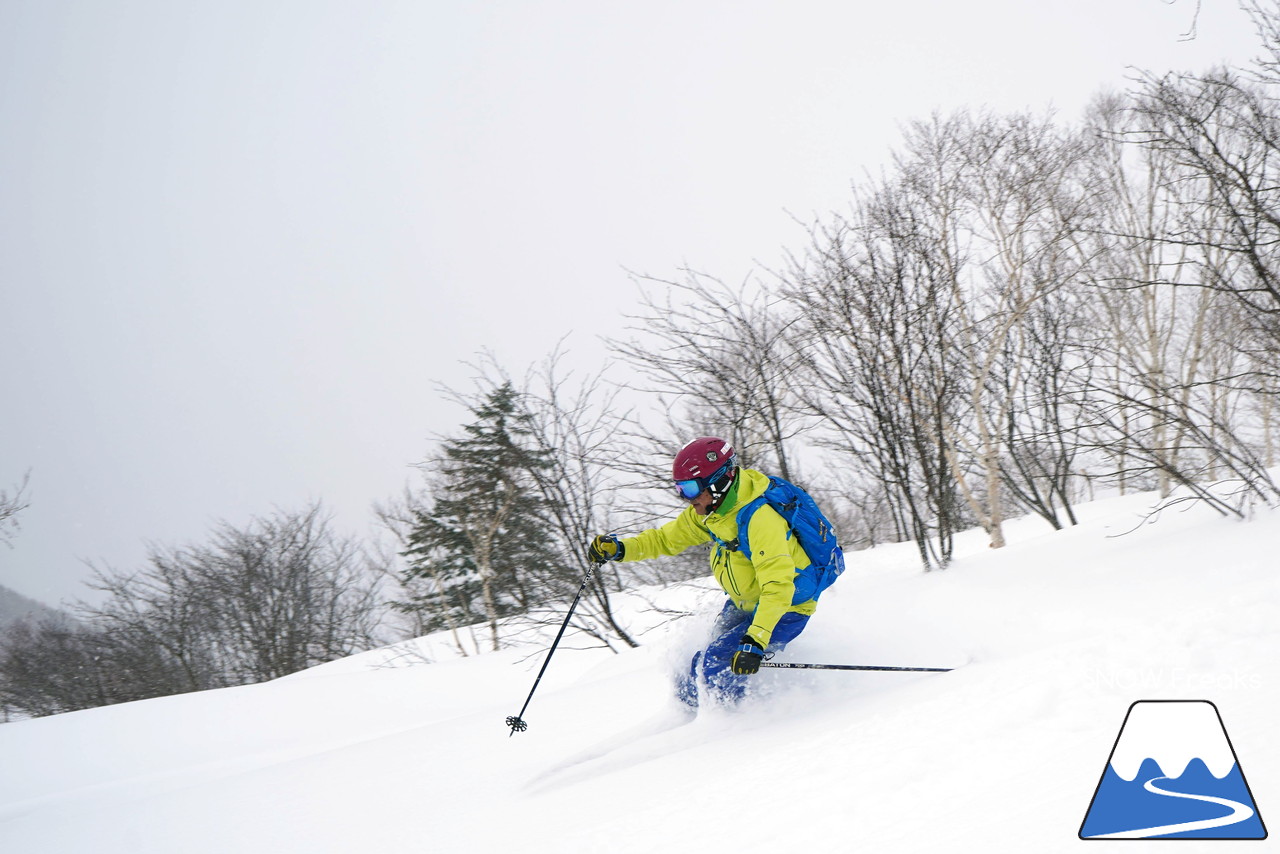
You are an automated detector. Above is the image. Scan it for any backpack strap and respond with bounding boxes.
[705,527,739,553]
[733,495,772,560]
[710,480,801,559]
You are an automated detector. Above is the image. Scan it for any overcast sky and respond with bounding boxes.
[0,0,1262,607]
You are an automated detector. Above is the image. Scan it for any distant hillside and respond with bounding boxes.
[0,584,69,629]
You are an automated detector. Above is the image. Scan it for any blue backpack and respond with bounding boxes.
[720,476,845,605]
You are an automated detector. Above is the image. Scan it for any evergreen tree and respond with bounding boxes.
[402,383,558,651]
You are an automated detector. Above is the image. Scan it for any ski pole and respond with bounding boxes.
[760,661,953,673]
[505,564,595,736]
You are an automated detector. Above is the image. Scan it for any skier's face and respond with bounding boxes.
[689,488,716,516]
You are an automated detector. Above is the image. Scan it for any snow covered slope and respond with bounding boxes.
[1,490,1276,853]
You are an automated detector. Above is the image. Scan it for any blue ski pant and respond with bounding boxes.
[676,600,811,708]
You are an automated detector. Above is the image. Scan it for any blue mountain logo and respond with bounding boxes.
[1080,700,1266,840]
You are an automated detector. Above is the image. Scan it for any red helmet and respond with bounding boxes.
[672,437,737,501]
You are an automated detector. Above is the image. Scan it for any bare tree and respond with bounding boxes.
[517,349,641,649]
[894,110,1096,548]
[1078,92,1204,496]
[781,110,1095,563]
[0,611,206,718]
[2,504,385,718]
[189,504,382,680]
[783,181,967,568]
[1129,64,1280,325]
[0,471,30,547]
[613,270,811,483]
[1074,44,1280,511]
[997,284,1087,529]
[75,504,381,690]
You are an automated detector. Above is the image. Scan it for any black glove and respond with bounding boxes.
[730,635,765,675]
[586,534,624,565]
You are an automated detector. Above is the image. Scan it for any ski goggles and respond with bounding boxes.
[672,461,734,501]
[673,477,708,500]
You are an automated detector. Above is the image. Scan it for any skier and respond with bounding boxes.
[587,437,842,708]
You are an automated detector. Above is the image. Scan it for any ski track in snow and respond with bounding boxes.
[1084,775,1256,839]
[525,708,701,793]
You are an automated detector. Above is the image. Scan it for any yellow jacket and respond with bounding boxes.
[619,468,818,647]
